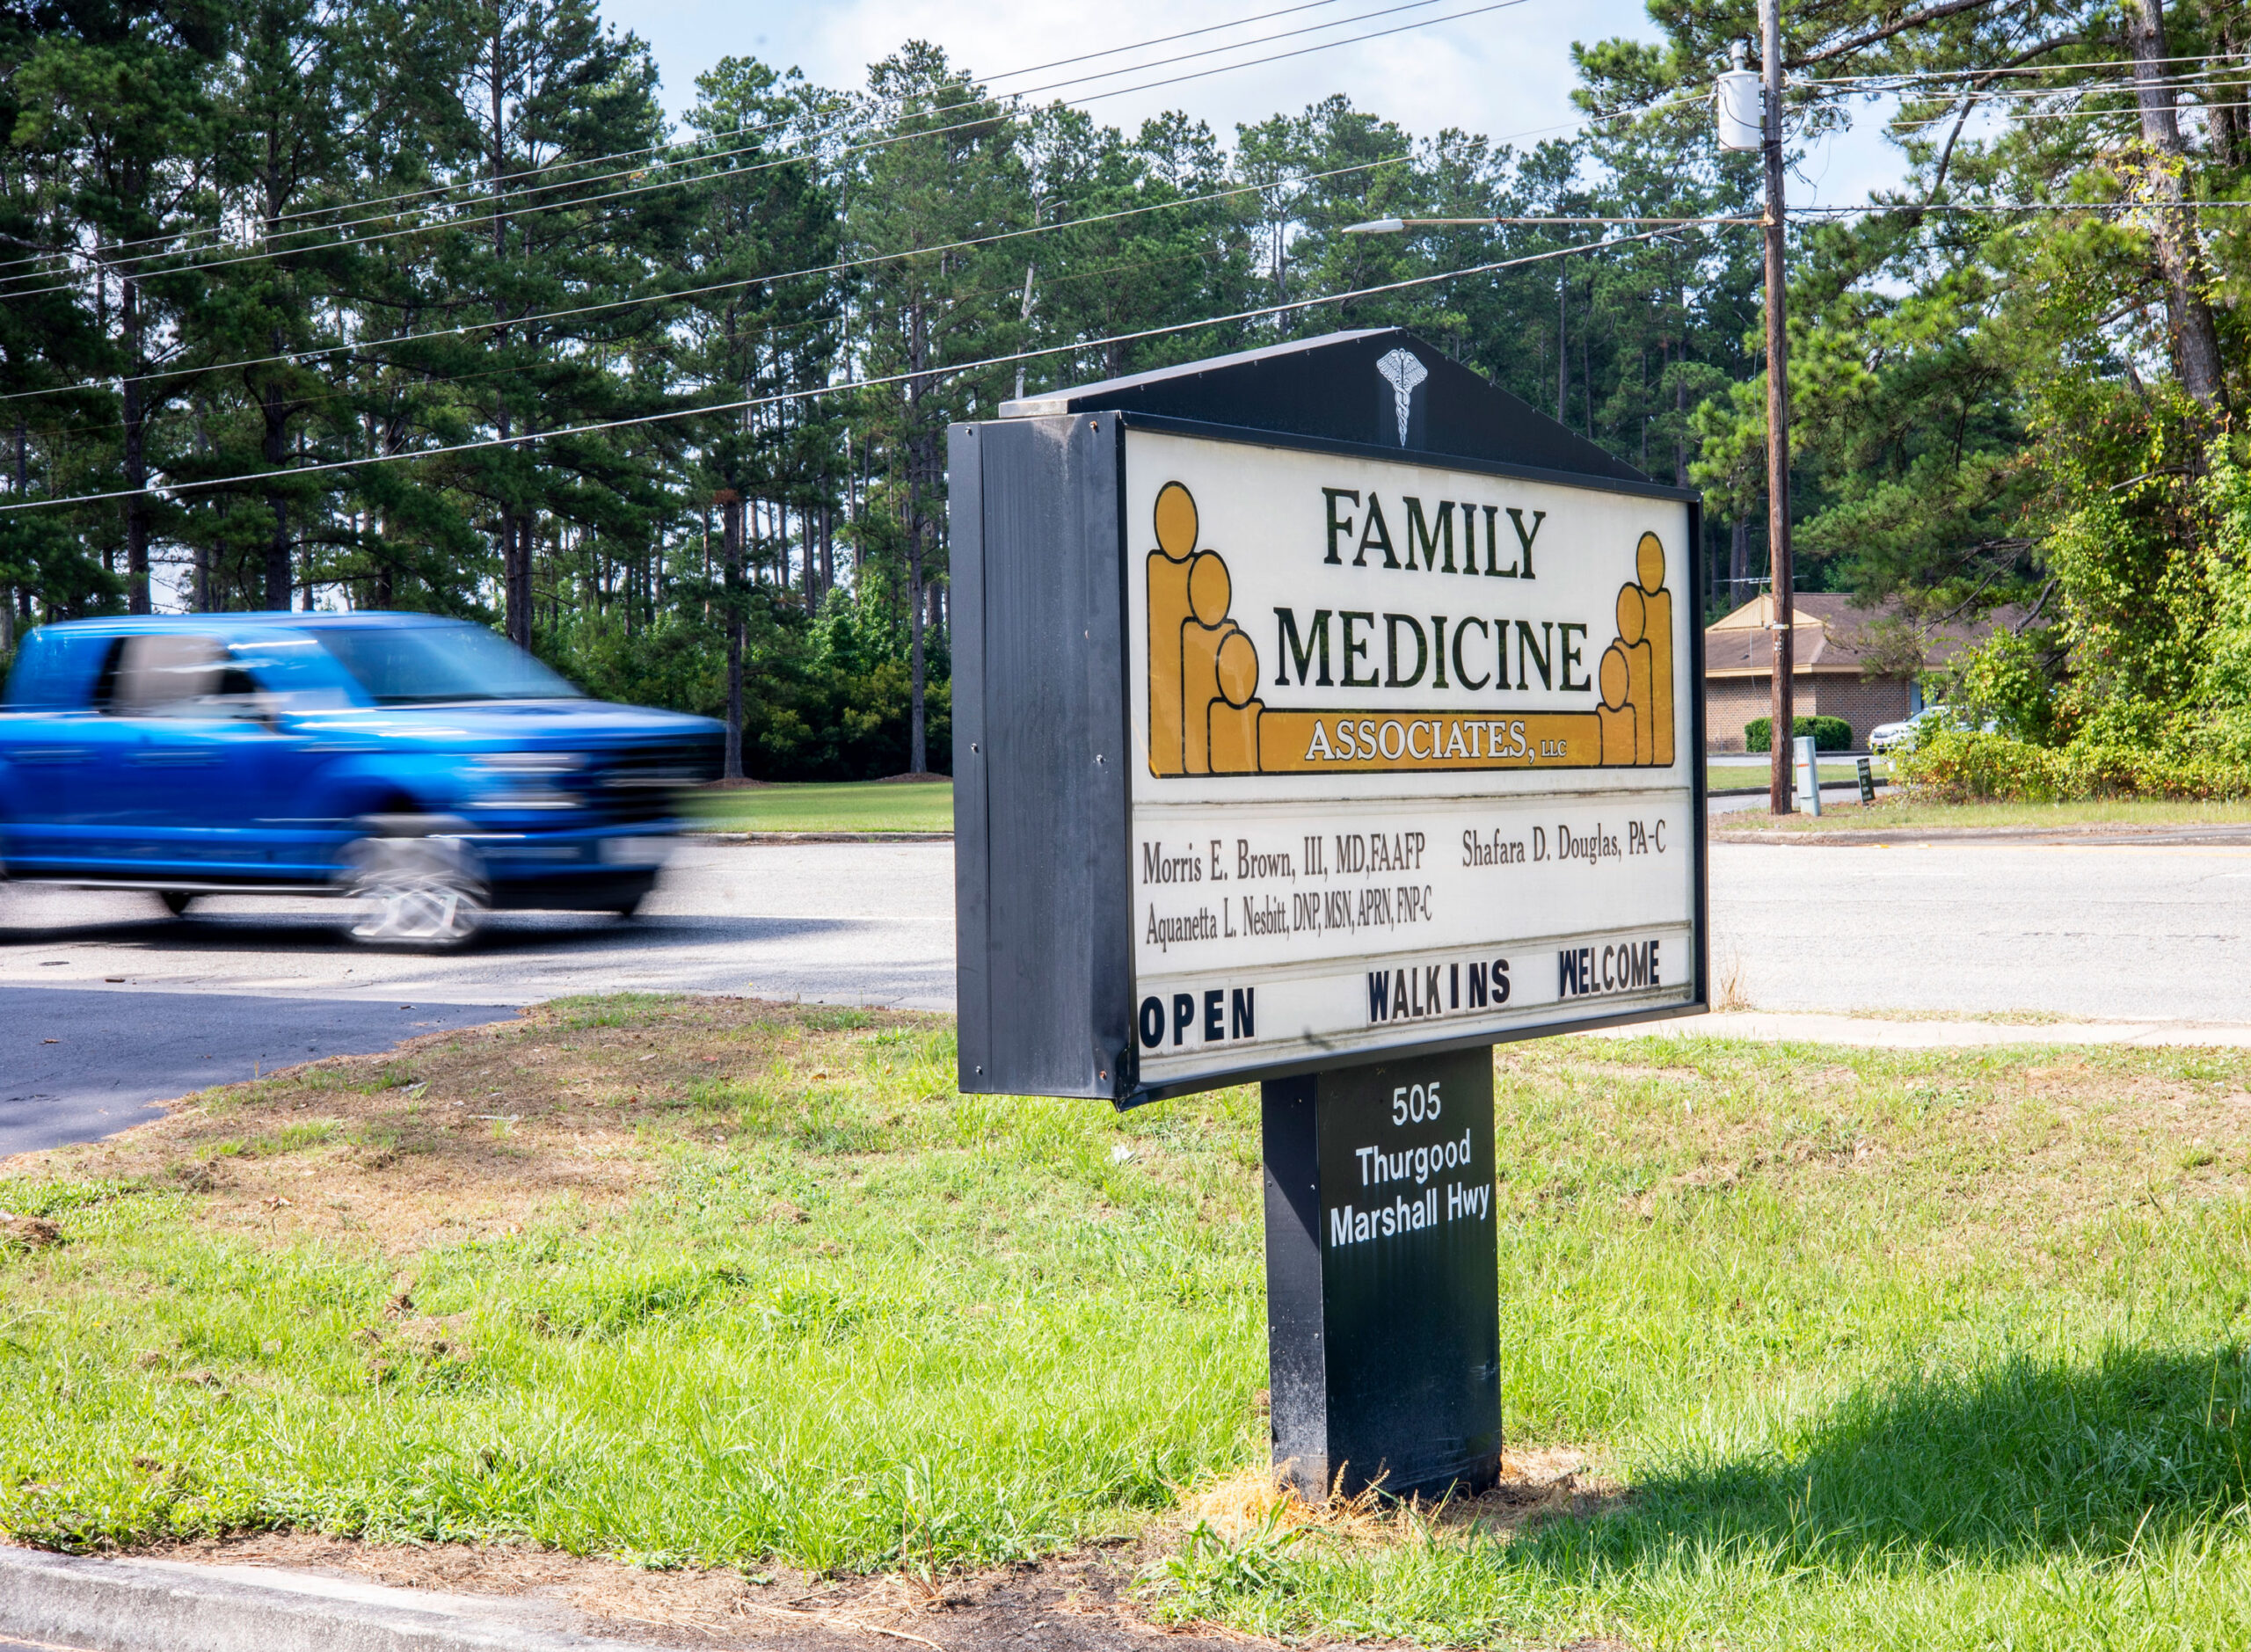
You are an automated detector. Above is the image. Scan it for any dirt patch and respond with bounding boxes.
[874,773,952,784]
[0,997,950,1257]
[1175,1447,1625,1548]
[115,1533,1266,1650]
[47,1007,2240,1266]
[0,1211,62,1248]
[113,1452,1616,1650]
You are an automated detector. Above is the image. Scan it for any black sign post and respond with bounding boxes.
[1262,1045,1500,1499]
[950,327,1705,1503]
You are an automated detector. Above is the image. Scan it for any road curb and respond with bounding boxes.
[0,1547,643,1652]
[1712,821,2251,847]
[1708,783,1889,798]
[1591,1011,2251,1049]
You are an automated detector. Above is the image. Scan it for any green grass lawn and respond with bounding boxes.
[688,778,953,833]
[693,770,1941,823]
[1717,794,2251,833]
[7,1001,2251,1648]
[1706,760,1878,793]
[700,772,1857,820]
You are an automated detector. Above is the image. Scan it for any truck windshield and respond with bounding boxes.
[310,622,580,705]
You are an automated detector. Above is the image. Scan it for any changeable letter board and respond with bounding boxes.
[953,329,1708,1103]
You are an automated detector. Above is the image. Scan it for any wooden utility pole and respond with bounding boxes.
[1760,0,1795,815]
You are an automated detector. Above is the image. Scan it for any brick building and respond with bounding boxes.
[1704,593,2015,752]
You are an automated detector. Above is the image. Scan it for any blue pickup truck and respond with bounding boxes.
[0,612,723,945]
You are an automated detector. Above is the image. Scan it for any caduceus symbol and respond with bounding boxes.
[1375,348,1427,445]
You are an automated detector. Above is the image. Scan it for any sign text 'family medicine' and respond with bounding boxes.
[952,327,1708,1106]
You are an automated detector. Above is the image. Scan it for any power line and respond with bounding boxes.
[980,0,1378,83]
[0,89,1027,300]
[55,107,2193,438]
[13,193,1707,447]
[0,105,841,282]
[1057,0,1523,109]
[3,1,1458,283]
[0,156,1423,410]
[989,0,1482,98]
[303,3,1403,241]
[1884,96,2251,135]
[4,50,1719,413]
[0,0,1520,296]
[1,238,1250,449]
[0,0,1393,274]
[0,226,1688,517]
[1803,52,2247,84]
[1350,214,1758,232]
[1869,76,2251,108]
[1883,72,2251,98]
[1789,198,2251,214]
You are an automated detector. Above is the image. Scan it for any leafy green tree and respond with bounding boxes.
[1587,0,2251,782]
[180,0,353,611]
[666,55,843,775]
[844,43,1025,773]
[418,0,682,644]
[0,0,116,640]
[11,0,228,613]
[25,0,2251,796]
[1014,105,1255,388]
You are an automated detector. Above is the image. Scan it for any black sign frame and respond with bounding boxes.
[952,334,1710,1110]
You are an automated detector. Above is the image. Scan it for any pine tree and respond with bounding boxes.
[421,0,681,645]
[676,55,843,777]
[12,0,228,613]
[1016,106,1255,388]
[845,44,1026,773]
[186,0,353,610]
[0,1,114,631]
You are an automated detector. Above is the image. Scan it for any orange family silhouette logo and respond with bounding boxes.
[1146,479,1673,777]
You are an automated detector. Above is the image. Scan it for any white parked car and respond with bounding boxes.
[1869,705,1947,753]
[1869,704,1997,753]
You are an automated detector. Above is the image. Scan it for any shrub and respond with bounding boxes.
[1890,729,2064,802]
[1938,626,2062,744]
[1895,728,2251,802]
[536,598,951,781]
[1744,715,1854,753]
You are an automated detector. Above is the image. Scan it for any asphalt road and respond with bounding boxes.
[0,842,951,1159]
[4,836,2247,1155]
[1711,837,2251,1019]
[0,989,512,1159]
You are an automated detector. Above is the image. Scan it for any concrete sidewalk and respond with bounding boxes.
[0,1541,1233,1652]
[0,1547,644,1652]
[1592,1011,2251,1049]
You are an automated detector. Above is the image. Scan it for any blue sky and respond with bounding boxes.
[601,0,1912,210]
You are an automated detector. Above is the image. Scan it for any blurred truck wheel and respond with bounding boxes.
[342,818,485,949]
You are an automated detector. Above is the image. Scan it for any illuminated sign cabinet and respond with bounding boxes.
[951,329,1707,1498]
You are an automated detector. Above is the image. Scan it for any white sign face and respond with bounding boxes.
[1125,425,1699,1089]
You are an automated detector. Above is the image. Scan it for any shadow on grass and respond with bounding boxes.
[1511,1344,2251,1577]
